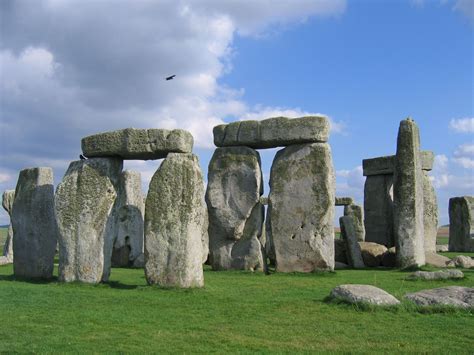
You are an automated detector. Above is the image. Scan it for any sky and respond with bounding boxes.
[0,0,472,226]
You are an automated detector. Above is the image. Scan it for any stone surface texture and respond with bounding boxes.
[82,128,193,160]
[330,284,400,306]
[213,116,329,149]
[424,252,451,268]
[407,269,464,281]
[339,216,364,268]
[344,204,365,241]
[448,196,474,252]
[12,167,58,279]
[206,147,264,271]
[268,143,335,272]
[145,153,206,288]
[405,286,474,308]
[334,239,348,264]
[363,151,434,176]
[358,242,388,267]
[1,190,15,265]
[393,119,425,268]
[423,172,438,253]
[55,158,122,283]
[448,255,474,269]
[335,197,354,206]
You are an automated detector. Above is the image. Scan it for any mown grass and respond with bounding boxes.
[0,226,7,247]
[0,262,473,353]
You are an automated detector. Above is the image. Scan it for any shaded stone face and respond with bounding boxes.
[213,116,329,149]
[144,153,206,288]
[393,119,425,268]
[343,204,365,241]
[55,158,122,283]
[82,128,193,160]
[206,146,264,271]
[448,196,474,252]
[268,143,335,272]
[335,197,354,206]
[1,190,15,264]
[12,168,58,279]
[339,216,364,268]
[422,172,438,253]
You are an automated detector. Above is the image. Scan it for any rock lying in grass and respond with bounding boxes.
[358,242,387,267]
[436,245,449,252]
[407,269,464,281]
[424,252,452,268]
[329,284,400,306]
[381,247,396,267]
[405,286,474,308]
[447,255,474,269]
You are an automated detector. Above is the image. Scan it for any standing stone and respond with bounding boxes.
[55,158,122,283]
[393,119,425,268]
[344,204,365,241]
[206,147,264,271]
[423,172,438,253]
[363,175,394,246]
[145,153,205,288]
[12,168,58,279]
[0,190,15,265]
[112,170,145,268]
[268,143,335,272]
[339,216,365,268]
[449,196,474,252]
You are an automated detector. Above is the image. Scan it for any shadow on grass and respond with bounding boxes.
[0,273,59,284]
[106,280,139,290]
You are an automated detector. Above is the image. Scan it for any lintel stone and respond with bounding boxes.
[363,151,434,176]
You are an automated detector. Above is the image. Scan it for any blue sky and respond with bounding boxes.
[0,0,472,226]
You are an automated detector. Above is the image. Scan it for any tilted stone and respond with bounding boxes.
[82,128,193,160]
[213,116,329,149]
[330,284,400,306]
[335,197,354,206]
[145,153,206,288]
[0,190,15,265]
[423,172,438,253]
[268,143,335,272]
[448,196,474,252]
[393,119,425,268]
[405,286,474,308]
[12,168,58,279]
[363,151,434,176]
[206,147,264,271]
[344,203,365,241]
[56,158,122,283]
[339,216,365,268]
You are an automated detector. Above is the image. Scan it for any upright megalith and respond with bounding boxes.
[393,119,425,268]
[423,171,438,253]
[449,196,474,252]
[112,170,145,268]
[339,216,365,268]
[268,143,335,272]
[206,147,264,271]
[12,168,58,279]
[55,158,122,283]
[1,190,15,265]
[145,153,206,288]
[344,204,365,242]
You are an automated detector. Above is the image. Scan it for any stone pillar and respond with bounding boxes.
[0,190,15,265]
[145,153,206,288]
[339,216,365,268]
[12,168,58,279]
[393,119,425,268]
[206,147,264,271]
[423,171,438,253]
[448,196,474,252]
[55,158,122,283]
[343,204,365,241]
[268,143,335,272]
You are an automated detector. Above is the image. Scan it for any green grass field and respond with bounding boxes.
[0,227,7,247]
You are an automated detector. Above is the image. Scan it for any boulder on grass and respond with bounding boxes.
[329,284,400,306]
[405,286,474,308]
[424,252,451,268]
[358,242,388,267]
[407,269,464,281]
[447,255,474,269]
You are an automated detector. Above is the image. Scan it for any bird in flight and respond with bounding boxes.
[165,75,176,81]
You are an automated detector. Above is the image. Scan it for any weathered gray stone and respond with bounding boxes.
[82,128,193,160]
[364,174,394,247]
[213,116,329,149]
[56,158,122,283]
[436,245,449,252]
[335,197,354,206]
[335,261,349,269]
[112,170,145,268]
[448,255,474,269]
[259,196,269,205]
[448,196,474,252]
[407,269,464,281]
[268,143,335,272]
[1,190,15,265]
[12,168,58,279]
[363,151,434,176]
[344,204,365,241]
[358,242,387,267]
[206,147,265,271]
[423,172,438,253]
[145,153,206,288]
[425,252,451,268]
[405,286,474,308]
[381,247,396,267]
[334,239,348,264]
[393,119,425,268]
[339,216,364,268]
[330,284,400,306]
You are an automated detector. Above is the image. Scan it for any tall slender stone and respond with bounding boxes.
[448,196,474,252]
[268,143,335,272]
[206,147,264,271]
[339,216,365,268]
[344,204,365,241]
[145,153,206,288]
[0,190,15,265]
[393,119,425,268]
[55,158,122,283]
[423,172,438,253]
[12,168,58,279]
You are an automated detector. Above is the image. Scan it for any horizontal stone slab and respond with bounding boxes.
[363,151,434,176]
[213,116,329,149]
[82,128,193,160]
[335,197,354,206]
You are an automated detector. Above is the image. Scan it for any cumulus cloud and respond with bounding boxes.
[335,165,364,203]
[450,117,474,133]
[411,0,474,21]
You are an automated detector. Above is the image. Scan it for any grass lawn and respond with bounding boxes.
[0,262,473,353]
[0,227,7,247]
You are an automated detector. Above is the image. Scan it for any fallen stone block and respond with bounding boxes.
[407,269,464,281]
[329,284,400,306]
[358,242,387,267]
[405,286,474,308]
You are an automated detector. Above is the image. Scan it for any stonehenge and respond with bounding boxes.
[448,196,474,252]
[0,190,15,265]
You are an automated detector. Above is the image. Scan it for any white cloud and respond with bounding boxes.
[454,143,474,156]
[454,0,474,21]
[453,157,474,169]
[335,165,364,204]
[449,117,474,133]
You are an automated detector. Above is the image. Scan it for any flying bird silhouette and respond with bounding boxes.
[165,74,176,81]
